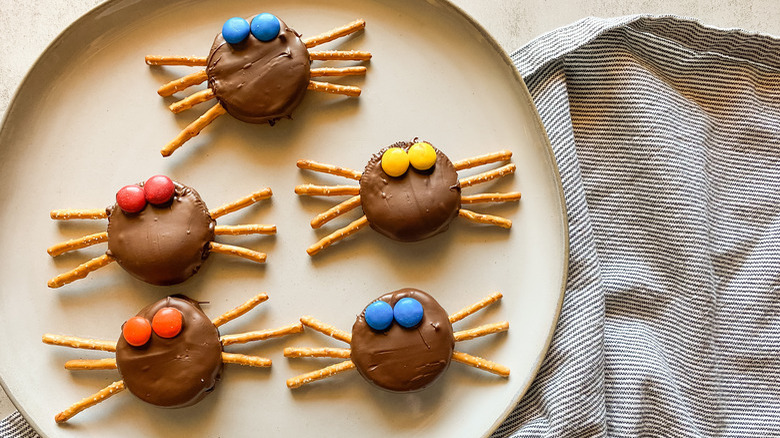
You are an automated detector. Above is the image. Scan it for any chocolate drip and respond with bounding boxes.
[351,288,454,392]
[115,296,223,408]
[359,141,461,242]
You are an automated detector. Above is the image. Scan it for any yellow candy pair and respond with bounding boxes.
[381,142,437,177]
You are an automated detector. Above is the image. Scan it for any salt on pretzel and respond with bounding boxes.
[306,216,369,256]
[286,360,356,389]
[220,323,304,346]
[208,242,266,263]
[309,50,372,61]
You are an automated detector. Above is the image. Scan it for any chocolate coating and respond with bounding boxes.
[106,182,215,286]
[115,296,223,408]
[359,141,461,242]
[351,288,454,392]
[206,16,311,124]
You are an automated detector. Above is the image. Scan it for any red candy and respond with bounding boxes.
[123,316,152,347]
[144,175,175,205]
[116,185,147,213]
[152,307,183,338]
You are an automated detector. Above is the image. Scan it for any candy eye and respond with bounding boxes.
[222,17,251,44]
[365,300,394,331]
[408,142,437,171]
[393,297,424,328]
[250,13,281,42]
[116,185,146,214]
[122,316,152,347]
[381,148,410,177]
[144,175,175,205]
[152,307,183,338]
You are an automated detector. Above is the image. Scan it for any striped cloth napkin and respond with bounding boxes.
[2,14,778,438]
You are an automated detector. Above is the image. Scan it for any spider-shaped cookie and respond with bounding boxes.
[295,140,521,255]
[47,175,275,288]
[146,13,371,156]
[285,289,509,391]
[42,293,302,423]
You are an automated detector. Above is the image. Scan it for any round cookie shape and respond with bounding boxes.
[106,181,215,286]
[359,141,461,242]
[115,296,223,408]
[351,288,455,392]
[206,15,311,124]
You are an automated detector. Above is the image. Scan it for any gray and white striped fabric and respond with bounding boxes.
[494,15,780,437]
[2,14,778,438]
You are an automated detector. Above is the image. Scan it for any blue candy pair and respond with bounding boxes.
[222,13,280,44]
[365,297,424,331]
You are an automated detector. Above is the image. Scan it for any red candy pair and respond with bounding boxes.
[116,175,175,213]
[122,307,183,347]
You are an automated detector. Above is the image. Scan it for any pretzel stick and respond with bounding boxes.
[286,360,356,389]
[47,232,108,257]
[145,55,207,66]
[42,334,116,352]
[214,224,277,236]
[449,292,503,323]
[451,351,510,377]
[452,150,513,171]
[221,352,272,367]
[309,50,372,61]
[458,209,512,229]
[212,293,269,327]
[208,242,266,263]
[50,209,107,220]
[459,164,516,188]
[169,88,215,113]
[64,358,117,370]
[303,19,366,48]
[453,322,509,342]
[47,254,116,288]
[307,215,368,256]
[311,196,361,229]
[310,66,367,77]
[308,81,361,97]
[156,69,208,97]
[220,323,304,346]
[295,184,360,196]
[296,159,362,180]
[284,347,351,359]
[161,102,226,157]
[54,380,125,423]
[300,316,352,343]
[209,187,273,219]
[461,192,522,204]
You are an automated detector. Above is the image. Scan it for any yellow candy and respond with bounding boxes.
[381,148,410,177]
[408,142,437,171]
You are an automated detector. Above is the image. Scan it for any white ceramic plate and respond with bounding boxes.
[0,0,567,436]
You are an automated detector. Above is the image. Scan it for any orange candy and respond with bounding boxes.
[122,316,152,347]
[152,307,183,338]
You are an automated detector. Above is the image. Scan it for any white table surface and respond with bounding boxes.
[0,0,777,423]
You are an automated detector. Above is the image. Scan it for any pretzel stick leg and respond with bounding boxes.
[459,164,516,188]
[209,242,266,263]
[161,102,226,157]
[50,209,107,220]
[295,184,360,196]
[309,50,372,61]
[284,347,351,359]
[303,19,366,48]
[64,358,117,370]
[311,196,361,229]
[460,192,522,204]
[145,55,207,66]
[209,188,273,219]
[47,254,115,289]
[308,81,361,97]
[449,292,503,323]
[452,351,510,377]
[54,380,125,423]
[286,360,356,389]
[220,322,304,346]
[300,316,352,344]
[47,232,108,257]
[296,159,362,180]
[306,215,368,256]
[221,352,272,367]
[156,69,208,97]
[453,321,509,342]
[211,293,269,327]
[458,209,512,229]
[310,66,367,77]
[169,88,215,113]
[452,150,513,171]
[214,224,277,236]
[42,334,116,352]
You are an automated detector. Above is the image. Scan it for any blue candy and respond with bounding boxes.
[393,297,423,328]
[365,301,393,331]
[250,13,281,42]
[222,17,250,44]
